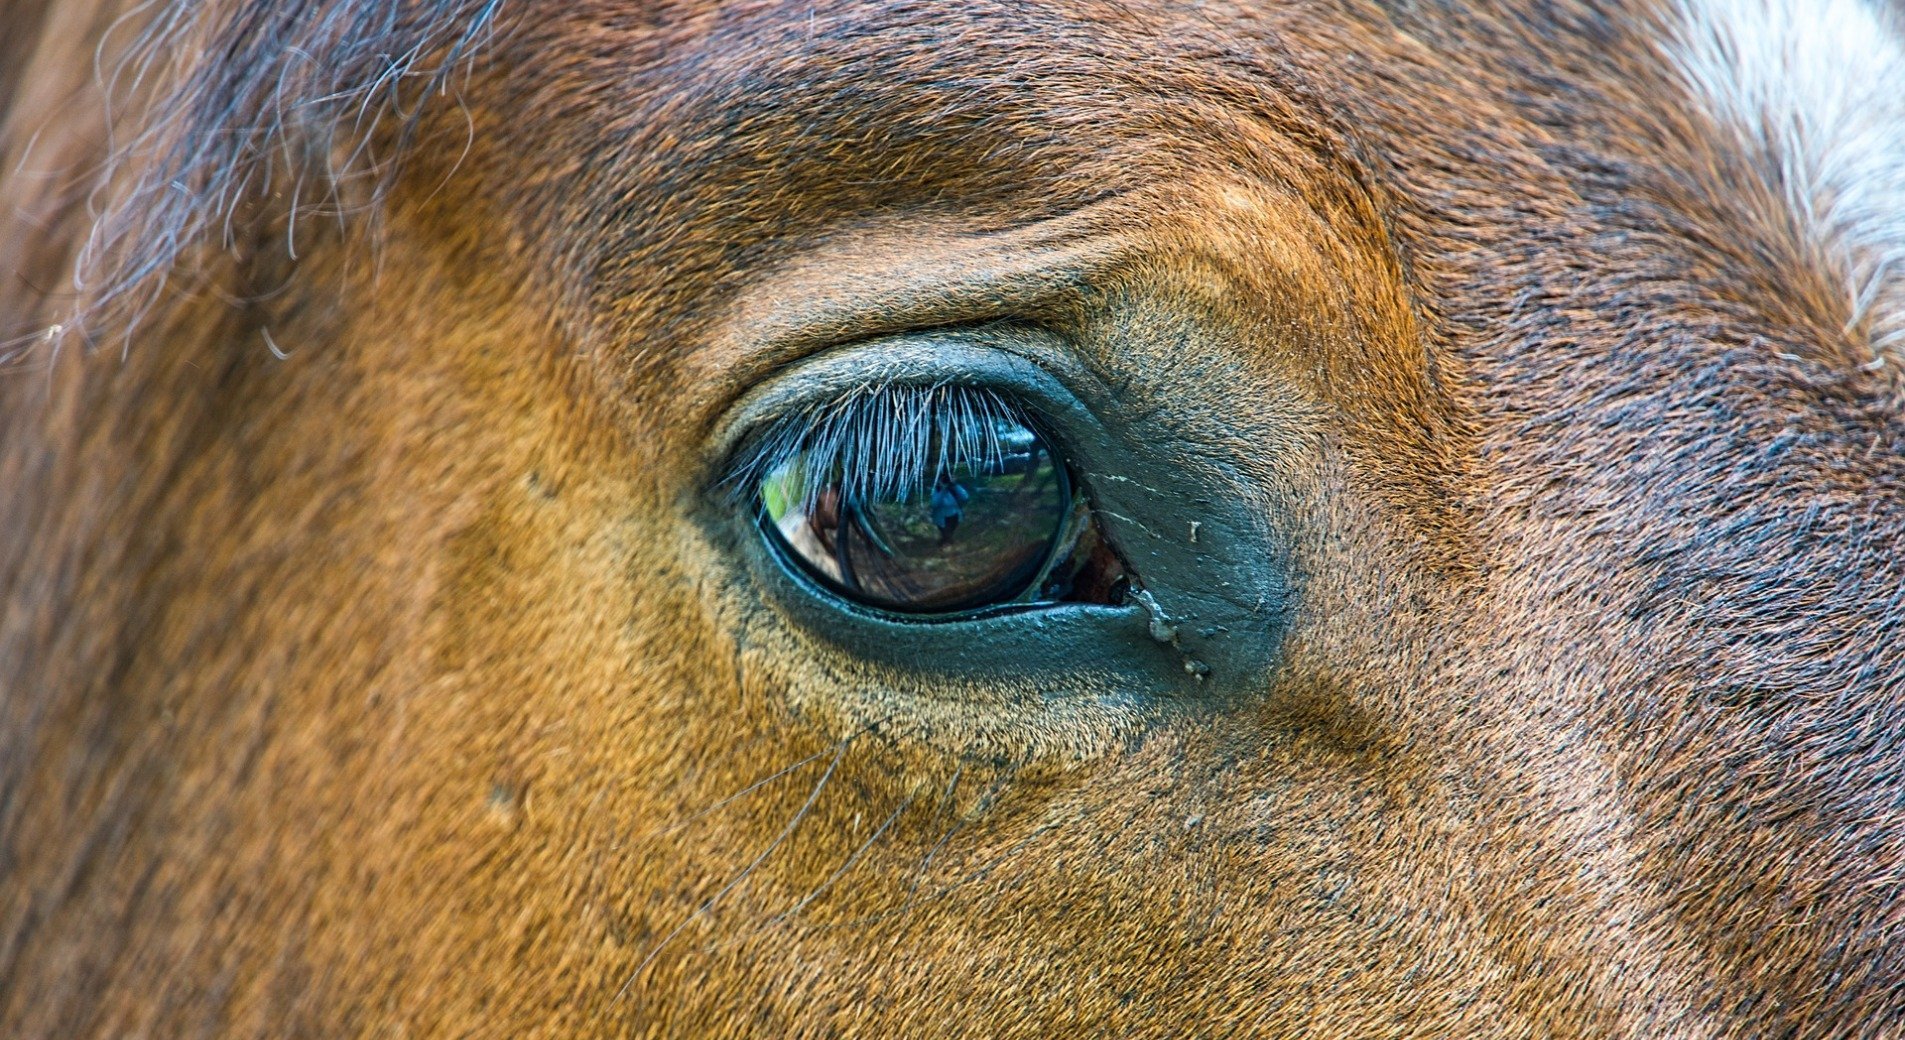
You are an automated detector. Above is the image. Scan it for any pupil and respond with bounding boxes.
[757,414,1072,613]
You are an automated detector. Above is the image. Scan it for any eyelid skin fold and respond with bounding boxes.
[704,329,1101,494]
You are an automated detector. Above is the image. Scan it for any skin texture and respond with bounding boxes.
[2,0,1902,1036]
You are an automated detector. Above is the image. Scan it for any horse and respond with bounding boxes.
[3,0,1902,1035]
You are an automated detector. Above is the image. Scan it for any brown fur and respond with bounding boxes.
[3,1,1902,1036]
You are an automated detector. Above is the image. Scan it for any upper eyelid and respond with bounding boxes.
[723,382,1044,508]
[699,330,1102,497]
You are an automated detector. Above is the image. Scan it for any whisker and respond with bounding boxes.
[749,787,918,937]
[893,764,971,911]
[856,770,1118,932]
[645,742,834,842]
[818,765,1010,935]
[957,818,1069,888]
[616,736,851,1001]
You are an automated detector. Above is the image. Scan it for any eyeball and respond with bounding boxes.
[757,414,1073,614]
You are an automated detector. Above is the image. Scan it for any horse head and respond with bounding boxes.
[2,0,1901,1035]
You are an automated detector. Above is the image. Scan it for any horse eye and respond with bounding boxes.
[757,417,1075,614]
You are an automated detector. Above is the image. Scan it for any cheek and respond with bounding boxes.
[263,225,795,1012]
[400,381,823,1012]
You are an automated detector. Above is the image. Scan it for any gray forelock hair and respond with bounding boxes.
[23,0,506,356]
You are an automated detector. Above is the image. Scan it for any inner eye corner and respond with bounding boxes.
[738,381,1130,619]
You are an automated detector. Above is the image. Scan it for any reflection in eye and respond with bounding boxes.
[735,384,1127,615]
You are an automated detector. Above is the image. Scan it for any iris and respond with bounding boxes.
[733,382,1131,616]
[757,406,1073,613]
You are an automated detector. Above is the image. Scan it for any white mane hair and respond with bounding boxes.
[1671,0,1905,362]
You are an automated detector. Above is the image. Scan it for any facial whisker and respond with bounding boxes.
[616,736,851,1001]
[893,764,972,913]
[822,765,1014,934]
[643,743,835,842]
[763,788,917,930]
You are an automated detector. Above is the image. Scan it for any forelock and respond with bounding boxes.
[34,0,504,355]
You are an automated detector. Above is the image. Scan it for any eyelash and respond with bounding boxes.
[726,382,1035,509]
